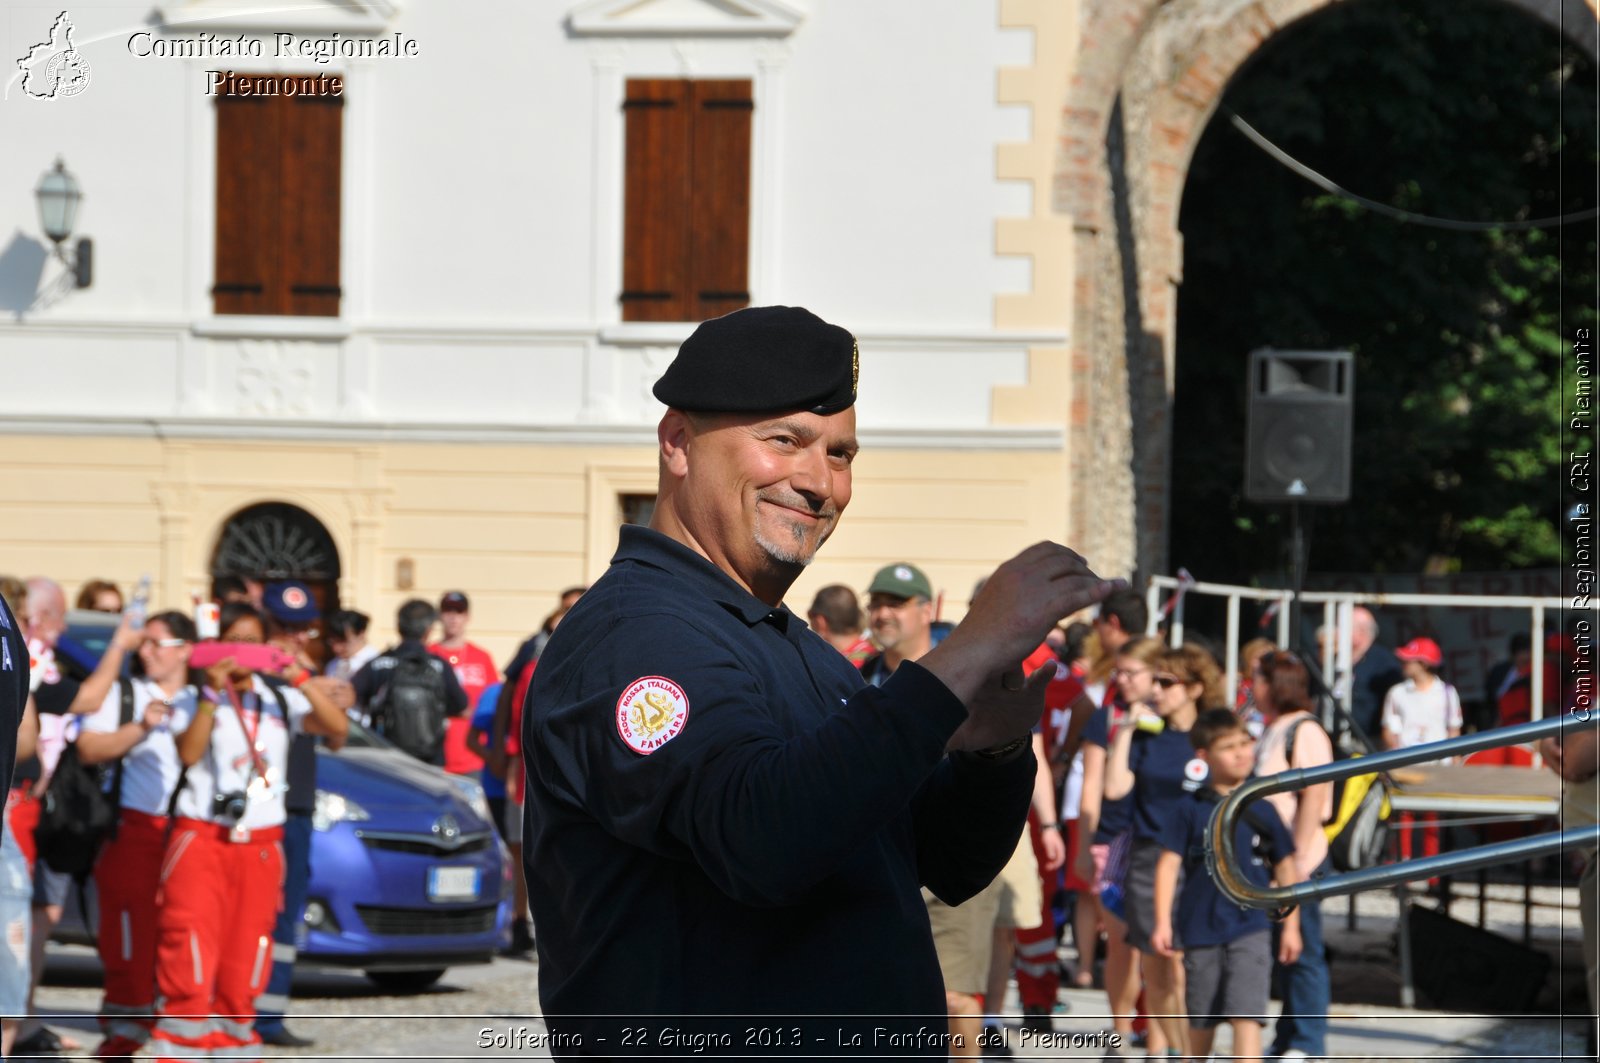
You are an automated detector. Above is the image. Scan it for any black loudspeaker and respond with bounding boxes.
[1244,348,1354,503]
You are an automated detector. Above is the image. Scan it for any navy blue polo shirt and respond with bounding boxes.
[1157,787,1296,949]
[1082,706,1134,844]
[1127,725,1207,842]
[0,592,24,794]
[523,525,1035,1047]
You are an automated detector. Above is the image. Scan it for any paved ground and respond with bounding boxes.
[21,881,1594,1060]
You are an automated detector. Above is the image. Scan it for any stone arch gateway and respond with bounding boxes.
[1052,0,1598,582]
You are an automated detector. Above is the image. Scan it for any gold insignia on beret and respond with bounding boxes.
[851,340,860,397]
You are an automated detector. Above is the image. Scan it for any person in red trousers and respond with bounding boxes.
[78,611,198,1058]
[148,605,346,1063]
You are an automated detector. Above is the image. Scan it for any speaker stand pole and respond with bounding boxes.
[1287,491,1307,655]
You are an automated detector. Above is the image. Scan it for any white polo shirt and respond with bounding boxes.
[81,679,194,818]
[1381,678,1462,750]
[175,676,310,830]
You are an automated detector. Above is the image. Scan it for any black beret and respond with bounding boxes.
[652,306,858,415]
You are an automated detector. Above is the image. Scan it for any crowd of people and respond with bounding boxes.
[0,572,1582,1060]
[0,304,1593,1063]
[0,573,582,1061]
[803,572,1578,1061]
[0,560,1580,1062]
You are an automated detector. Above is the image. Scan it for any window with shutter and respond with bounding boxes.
[214,77,343,316]
[621,79,752,323]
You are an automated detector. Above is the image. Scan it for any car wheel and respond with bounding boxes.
[365,968,447,993]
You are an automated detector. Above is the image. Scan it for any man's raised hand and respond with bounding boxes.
[946,663,1053,754]
[922,542,1123,707]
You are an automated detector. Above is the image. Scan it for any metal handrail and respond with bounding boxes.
[1208,713,1600,909]
[1144,574,1566,749]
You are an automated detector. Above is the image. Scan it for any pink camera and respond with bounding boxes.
[188,642,295,674]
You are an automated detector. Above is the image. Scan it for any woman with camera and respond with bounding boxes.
[76,610,198,1059]
[148,604,346,1063]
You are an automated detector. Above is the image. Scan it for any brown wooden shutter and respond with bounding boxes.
[213,92,279,315]
[281,93,343,317]
[688,80,752,320]
[622,79,692,322]
[214,77,342,317]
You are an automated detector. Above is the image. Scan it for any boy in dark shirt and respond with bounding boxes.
[1151,709,1301,1063]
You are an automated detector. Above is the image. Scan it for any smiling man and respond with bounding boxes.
[522,306,1122,1050]
[861,563,936,688]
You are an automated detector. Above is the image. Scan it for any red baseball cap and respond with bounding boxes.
[1396,637,1443,667]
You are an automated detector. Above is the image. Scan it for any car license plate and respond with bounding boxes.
[427,866,480,902]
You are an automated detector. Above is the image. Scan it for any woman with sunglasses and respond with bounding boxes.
[76,611,197,1059]
[1077,635,1167,1055]
[147,604,347,1063]
[1251,651,1333,1062]
[1104,642,1224,1059]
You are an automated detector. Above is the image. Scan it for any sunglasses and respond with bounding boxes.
[142,638,188,649]
[1154,675,1184,689]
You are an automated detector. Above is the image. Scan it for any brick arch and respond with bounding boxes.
[1055,0,1598,582]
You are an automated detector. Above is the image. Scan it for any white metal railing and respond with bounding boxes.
[1145,575,1570,739]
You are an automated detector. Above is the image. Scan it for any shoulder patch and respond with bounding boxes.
[1182,756,1210,791]
[616,676,689,755]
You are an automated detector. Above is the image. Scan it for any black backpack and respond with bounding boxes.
[36,678,135,878]
[373,654,448,762]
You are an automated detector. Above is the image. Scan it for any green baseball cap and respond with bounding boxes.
[866,563,933,601]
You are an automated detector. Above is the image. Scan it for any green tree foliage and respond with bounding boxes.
[1170,0,1596,584]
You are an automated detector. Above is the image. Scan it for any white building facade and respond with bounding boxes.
[0,0,1083,656]
[14,0,1580,655]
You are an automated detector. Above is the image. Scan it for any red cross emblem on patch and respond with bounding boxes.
[616,676,689,755]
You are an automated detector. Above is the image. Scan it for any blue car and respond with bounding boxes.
[303,721,513,990]
[54,610,513,992]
